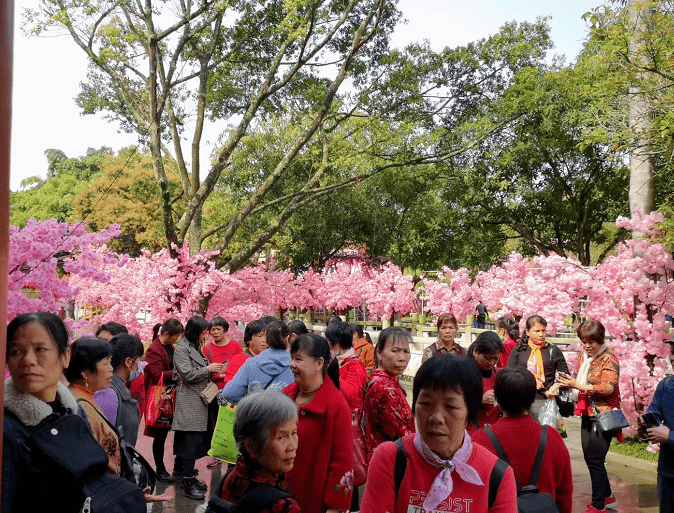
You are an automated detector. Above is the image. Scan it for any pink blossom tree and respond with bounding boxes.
[8,219,122,323]
[362,262,416,321]
[422,267,476,322]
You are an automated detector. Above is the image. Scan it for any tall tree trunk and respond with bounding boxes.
[628,0,655,223]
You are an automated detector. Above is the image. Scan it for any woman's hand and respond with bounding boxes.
[482,390,495,406]
[143,487,174,503]
[545,383,560,398]
[558,373,578,389]
[208,362,224,373]
[648,426,670,444]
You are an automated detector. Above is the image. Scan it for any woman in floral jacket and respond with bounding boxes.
[283,333,353,513]
[364,327,415,461]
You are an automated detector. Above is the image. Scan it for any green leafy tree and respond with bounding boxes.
[10,147,111,226]
[441,61,630,266]
[73,148,183,256]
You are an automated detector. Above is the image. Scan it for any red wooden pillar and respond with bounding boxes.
[0,0,14,495]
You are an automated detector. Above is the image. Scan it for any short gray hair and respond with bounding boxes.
[234,391,298,457]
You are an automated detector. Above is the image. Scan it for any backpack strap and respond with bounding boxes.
[528,426,549,488]
[488,458,509,509]
[235,484,292,512]
[483,427,521,491]
[393,438,408,503]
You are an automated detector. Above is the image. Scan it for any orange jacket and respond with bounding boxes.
[353,336,376,375]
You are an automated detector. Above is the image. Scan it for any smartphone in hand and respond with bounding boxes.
[642,412,660,430]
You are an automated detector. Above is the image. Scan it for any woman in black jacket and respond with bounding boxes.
[507,315,569,419]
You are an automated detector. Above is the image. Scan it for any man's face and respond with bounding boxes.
[668,344,674,368]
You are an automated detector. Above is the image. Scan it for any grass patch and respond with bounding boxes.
[609,436,659,462]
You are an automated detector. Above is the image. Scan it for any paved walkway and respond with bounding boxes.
[136,414,660,513]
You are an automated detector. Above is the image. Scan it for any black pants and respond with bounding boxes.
[658,474,674,513]
[581,416,614,509]
[152,427,170,472]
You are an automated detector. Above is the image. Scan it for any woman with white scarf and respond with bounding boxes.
[360,353,517,513]
[559,319,621,513]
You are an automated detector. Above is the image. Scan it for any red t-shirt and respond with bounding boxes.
[496,337,517,370]
[361,433,517,513]
[205,341,243,389]
[472,416,573,513]
[338,355,367,412]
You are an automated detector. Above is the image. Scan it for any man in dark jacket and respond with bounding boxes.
[647,341,674,513]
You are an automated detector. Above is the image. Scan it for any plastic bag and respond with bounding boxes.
[208,404,239,464]
[539,398,567,438]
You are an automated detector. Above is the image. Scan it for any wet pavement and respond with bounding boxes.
[136,416,660,513]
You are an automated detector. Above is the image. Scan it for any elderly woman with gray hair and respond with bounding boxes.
[215,390,301,513]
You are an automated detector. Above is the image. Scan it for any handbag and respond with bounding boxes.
[146,374,175,427]
[594,404,629,432]
[208,404,240,464]
[555,388,574,418]
[352,408,368,487]
[590,397,629,432]
[200,382,220,404]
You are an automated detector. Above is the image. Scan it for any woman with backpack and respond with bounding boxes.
[215,390,301,513]
[360,354,517,513]
[473,367,573,513]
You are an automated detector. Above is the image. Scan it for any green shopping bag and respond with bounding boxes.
[208,404,239,464]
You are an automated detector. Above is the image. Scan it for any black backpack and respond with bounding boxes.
[206,472,294,513]
[483,426,560,513]
[18,412,146,513]
[392,438,510,509]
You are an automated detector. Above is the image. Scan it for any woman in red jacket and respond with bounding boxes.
[473,367,573,513]
[466,331,503,432]
[143,318,184,482]
[495,317,519,370]
[283,333,353,513]
[363,327,415,462]
[325,322,367,412]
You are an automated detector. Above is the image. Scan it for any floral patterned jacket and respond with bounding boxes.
[364,369,415,461]
[574,349,621,415]
[221,456,301,513]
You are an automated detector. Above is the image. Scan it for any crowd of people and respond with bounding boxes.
[3,309,673,513]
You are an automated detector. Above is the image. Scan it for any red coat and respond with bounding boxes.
[283,379,353,513]
[364,369,415,461]
[338,355,367,412]
[143,337,174,435]
[144,337,174,396]
[225,351,251,383]
[472,415,573,513]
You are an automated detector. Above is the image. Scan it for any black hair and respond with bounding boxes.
[412,354,483,425]
[95,321,128,338]
[210,316,230,332]
[494,367,536,416]
[577,319,605,346]
[290,333,339,390]
[7,312,69,357]
[65,337,113,382]
[259,316,277,327]
[517,315,548,348]
[497,317,520,340]
[376,326,412,354]
[288,320,308,337]
[161,318,184,337]
[244,320,267,346]
[325,322,353,351]
[152,323,162,340]
[467,331,504,358]
[351,324,364,338]
[328,315,342,325]
[184,316,210,349]
[267,321,289,350]
[110,333,145,369]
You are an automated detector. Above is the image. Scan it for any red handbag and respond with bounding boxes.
[352,408,368,487]
[145,374,175,428]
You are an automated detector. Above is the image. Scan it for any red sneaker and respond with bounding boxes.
[587,495,617,511]
[605,495,618,510]
[584,506,606,513]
